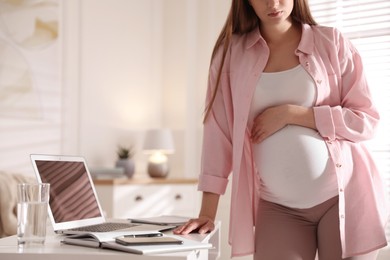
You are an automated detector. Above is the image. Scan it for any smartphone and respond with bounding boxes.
[115,236,184,246]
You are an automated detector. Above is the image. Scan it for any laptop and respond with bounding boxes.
[30,154,174,235]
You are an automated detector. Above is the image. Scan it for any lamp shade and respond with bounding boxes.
[143,129,175,154]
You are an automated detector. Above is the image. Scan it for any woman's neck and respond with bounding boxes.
[260,21,300,46]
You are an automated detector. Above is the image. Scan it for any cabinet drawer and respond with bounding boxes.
[114,184,198,218]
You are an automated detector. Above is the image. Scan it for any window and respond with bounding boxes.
[310,0,390,239]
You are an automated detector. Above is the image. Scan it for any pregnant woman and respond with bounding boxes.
[174,0,389,259]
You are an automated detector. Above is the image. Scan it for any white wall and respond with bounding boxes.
[0,0,230,177]
[62,0,232,179]
[76,0,162,172]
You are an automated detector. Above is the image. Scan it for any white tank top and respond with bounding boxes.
[249,65,338,209]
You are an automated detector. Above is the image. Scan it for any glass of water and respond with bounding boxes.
[17,183,50,246]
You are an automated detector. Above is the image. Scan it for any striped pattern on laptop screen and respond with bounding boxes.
[35,160,101,222]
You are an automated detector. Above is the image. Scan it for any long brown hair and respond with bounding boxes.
[203,0,317,122]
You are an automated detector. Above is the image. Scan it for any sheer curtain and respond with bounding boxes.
[309,0,390,239]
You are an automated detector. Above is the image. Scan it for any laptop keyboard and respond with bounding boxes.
[68,222,139,232]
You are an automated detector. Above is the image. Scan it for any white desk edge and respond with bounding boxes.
[0,221,221,260]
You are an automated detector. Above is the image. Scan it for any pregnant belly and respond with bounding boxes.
[252,125,336,207]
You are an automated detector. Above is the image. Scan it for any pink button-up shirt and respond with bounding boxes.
[198,24,389,258]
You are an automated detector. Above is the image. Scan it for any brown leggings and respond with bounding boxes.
[254,196,379,260]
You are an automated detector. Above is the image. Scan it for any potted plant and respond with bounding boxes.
[115,146,135,178]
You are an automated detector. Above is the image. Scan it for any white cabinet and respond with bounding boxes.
[93,178,200,219]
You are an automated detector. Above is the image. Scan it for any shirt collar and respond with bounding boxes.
[297,24,314,55]
[245,23,314,55]
[245,27,263,49]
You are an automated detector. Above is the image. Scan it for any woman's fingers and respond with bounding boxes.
[198,220,215,234]
[251,105,291,143]
[173,219,202,235]
[173,221,197,234]
[173,217,214,235]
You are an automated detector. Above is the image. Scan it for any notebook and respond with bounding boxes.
[30,154,174,235]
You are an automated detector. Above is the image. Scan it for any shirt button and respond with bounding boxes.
[340,214,345,219]
[336,163,342,168]
[316,79,322,84]
[339,188,344,192]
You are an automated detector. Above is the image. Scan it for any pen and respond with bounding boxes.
[125,233,163,238]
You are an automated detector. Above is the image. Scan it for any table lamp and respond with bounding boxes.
[143,128,175,178]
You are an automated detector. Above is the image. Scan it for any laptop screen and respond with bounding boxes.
[35,160,101,222]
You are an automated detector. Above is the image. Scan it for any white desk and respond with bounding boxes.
[0,222,220,260]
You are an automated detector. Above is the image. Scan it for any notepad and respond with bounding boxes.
[62,233,212,255]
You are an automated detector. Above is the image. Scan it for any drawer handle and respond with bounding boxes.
[135,195,143,202]
[175,194,182,200]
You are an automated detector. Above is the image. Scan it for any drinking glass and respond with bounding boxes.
[17,183,50,246]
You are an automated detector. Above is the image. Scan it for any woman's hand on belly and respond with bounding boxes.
[251,104,316,144]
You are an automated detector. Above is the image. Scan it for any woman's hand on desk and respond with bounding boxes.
[173,216,215,235]
[174,192,218,235]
